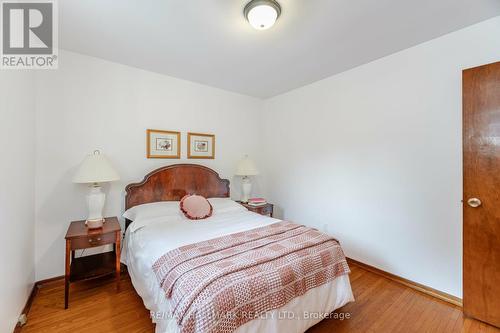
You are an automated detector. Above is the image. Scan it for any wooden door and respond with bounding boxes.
[463,61,500,328]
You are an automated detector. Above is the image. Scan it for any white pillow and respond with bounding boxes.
[123,201,180,221]
[208,198,247,214]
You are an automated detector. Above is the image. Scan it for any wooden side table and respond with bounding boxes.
[64,216,121,309]
[237,201,274,217]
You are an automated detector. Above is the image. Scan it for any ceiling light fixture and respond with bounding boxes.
[244,0,281,30]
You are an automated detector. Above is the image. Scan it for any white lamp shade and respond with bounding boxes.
[73,151,120,184]
[236,155,259,176]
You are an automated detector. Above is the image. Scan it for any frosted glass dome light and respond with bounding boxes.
[244,0,281,30]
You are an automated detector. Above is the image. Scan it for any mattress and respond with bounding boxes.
[122,205,354,333]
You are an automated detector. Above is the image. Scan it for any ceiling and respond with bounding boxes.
[60,0,500,98]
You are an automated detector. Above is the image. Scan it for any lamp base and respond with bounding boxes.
[241,176,252,203]
[86,184,106,228]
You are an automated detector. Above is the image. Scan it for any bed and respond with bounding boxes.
[121,164,354,333]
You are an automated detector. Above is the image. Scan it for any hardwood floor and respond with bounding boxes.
[311,265,499,333]
[20,275,154,333]
[20,264,500,333]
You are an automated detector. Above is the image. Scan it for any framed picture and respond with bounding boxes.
[188,132,215,159]
[147,129,180,159]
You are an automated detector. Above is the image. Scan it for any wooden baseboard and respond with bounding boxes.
[13,284,38,333]
[346,257,462,307]
[13,276,64,333]
[35,275,65,286]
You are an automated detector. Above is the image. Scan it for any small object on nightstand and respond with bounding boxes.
[64,216,121,309]
[247,197,267,206]
[238,201,274,217]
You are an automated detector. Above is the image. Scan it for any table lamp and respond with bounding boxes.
[236,155,259,203]
[73,150,120,228]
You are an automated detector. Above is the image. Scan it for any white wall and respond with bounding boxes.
[34,51,264,280]
[0,71,36,332]
[262,17,500,298]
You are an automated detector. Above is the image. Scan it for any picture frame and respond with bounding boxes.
[187,132,215,159]
[147,129,181,159]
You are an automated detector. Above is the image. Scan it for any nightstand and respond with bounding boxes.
[64,216,121,309]
[238,202,274,217]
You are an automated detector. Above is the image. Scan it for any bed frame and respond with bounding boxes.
[124,164,230,230]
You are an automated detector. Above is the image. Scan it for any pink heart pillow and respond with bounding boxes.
[180,194,213,220]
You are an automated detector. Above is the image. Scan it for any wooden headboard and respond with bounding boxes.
[124,164,230,230]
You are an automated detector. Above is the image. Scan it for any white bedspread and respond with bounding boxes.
[122,208,354,333]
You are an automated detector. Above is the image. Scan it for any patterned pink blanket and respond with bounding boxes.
[152,221,350,333]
